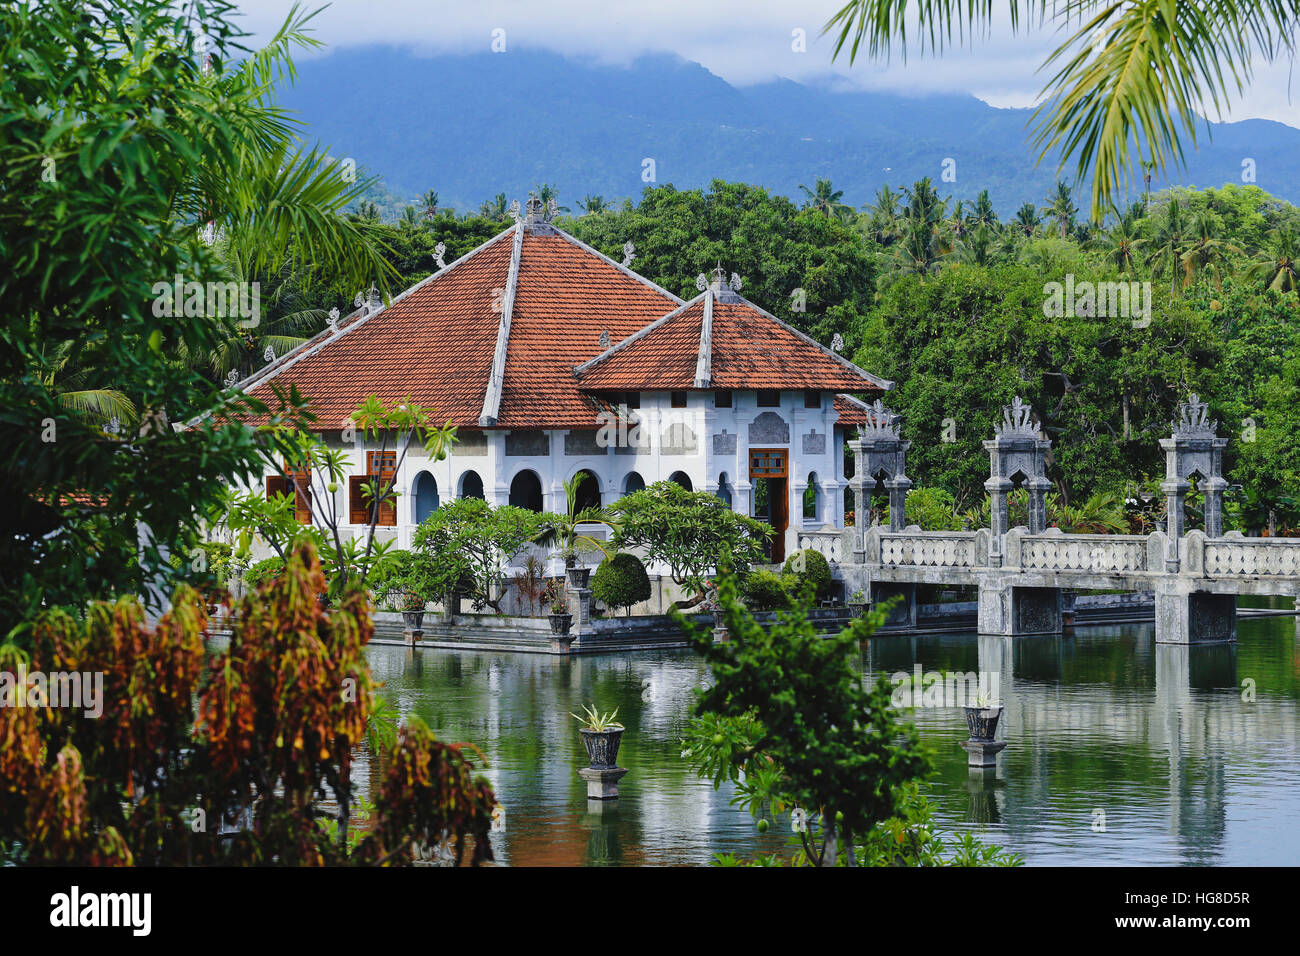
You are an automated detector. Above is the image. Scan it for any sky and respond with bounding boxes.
[231,0,1300,129]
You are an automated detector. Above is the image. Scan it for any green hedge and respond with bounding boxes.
[782,548,833,600]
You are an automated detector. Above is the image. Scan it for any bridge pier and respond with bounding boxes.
[1154,581,1236,644]
[977,575,1062,636]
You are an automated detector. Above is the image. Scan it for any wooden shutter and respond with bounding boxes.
[283,464,312,524]
[266,476,291,499]
[367,452,397,527]
[349,476,369,525]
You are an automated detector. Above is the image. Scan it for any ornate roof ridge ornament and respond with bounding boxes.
[706,263,742,302]
[861,399,901,439]
[994,395,1039,439]
[508,199,522,223]
[1173,393,1218,437]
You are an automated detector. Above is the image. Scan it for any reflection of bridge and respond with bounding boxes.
[801,396,1300,644]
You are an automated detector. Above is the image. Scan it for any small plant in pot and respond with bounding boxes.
[545,578,572,635]
[398,591,426,630]
[964,689,1003,741]
[534,474,619,589]
[847,589,869,619]
[570,703,624,768]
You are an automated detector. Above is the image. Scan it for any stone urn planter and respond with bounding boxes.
[401,609,425,631]
[579,727,624,769]
[964,705,1003,742]
[566,566,591,589]
[847,599,869,620]
[549,611,573,635]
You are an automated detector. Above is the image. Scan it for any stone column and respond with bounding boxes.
[848,438,868,562]
[984,475,1012,568]
[885,475,912,532]
[1027,475,1052,535]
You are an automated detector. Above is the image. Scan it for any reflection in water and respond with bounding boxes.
[364,610,1300,866]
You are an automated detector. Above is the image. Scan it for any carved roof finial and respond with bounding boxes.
[861,399,901,439]
[994,396,1039,439]
[1173,393,1217,437]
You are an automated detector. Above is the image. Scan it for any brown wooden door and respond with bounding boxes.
[750,449,788,563]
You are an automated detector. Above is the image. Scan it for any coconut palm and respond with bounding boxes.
[1091,216,1146,274]
[32,342,137,428]
[1013,202,1041,237]
[799,177,853,220]
[1145,198,1190,296]
[863,184,903,244]
[479,193,509,221]
[1044,181,1078,238]
[825,2,1300,219]
[1180,215,1243,290]
[1248,228,1300,292]
[532,183,570,213]
[946,199,969,242]
[579,194,609,215]
[399,205,420,231]
[968,189,998,229]
[420,189,440,219]
[951,223,996,267]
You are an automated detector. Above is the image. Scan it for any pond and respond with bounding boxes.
[364,609,1300,866]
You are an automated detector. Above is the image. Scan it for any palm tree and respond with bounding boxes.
[533,475,619,569]
[969,189,998,229]
[902,177,946,229]
[532,183,570,213]
[33,342,137,428]
[579,194,609,215]
[1145,198,1189,296]
[863,184,902,244]
[799,177,853,220]
[420,189,440,219]
[946,199,969,242]
[354,201,380,222]
[1248,228,1300,292]
[479,193,508,221]
[399,205,420,231]
[1181,215,1242,290]
[952,223,996,267]
[1091,216,1146,274]
[1013,202,1041,237]
[1044,181,1077,238]
[825,2,1300,218]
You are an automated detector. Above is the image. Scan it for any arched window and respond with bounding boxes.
[413,471,439,525]
[803,472,819,520]
[717,472,733,508]
[460,470,484,500]
[622,472,645,496]
[669,471,693,492]
[572,469,601,513]
[509,469,543,512]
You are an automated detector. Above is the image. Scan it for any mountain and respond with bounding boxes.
[275,46,1300,216]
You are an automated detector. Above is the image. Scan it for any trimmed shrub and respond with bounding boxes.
[244,556,286,589]
[782,548,833,600]
[742,570,793,611]
[591,552,652,616]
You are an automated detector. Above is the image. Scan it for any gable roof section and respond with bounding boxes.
[574,286,891,394]
[491,230,682,428]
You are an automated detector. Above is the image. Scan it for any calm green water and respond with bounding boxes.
[365,611,1300,866]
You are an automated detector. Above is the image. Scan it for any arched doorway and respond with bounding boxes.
[622,472,645,496]
[669,471,693,492]
[460,470,484,500]
[413,471,439,525]
[509,469,543,512]
[717,472,733,508]
[572,469,601,513]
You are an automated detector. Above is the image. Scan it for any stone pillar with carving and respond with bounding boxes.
[849,400,910,551]
[982,397,1052,567]
[1159,394,1230,572]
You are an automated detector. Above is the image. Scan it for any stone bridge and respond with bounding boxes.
[799,395,1300,644]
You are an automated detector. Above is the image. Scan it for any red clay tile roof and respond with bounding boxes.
[496,232,682,428]
[833,394,869,426]
[235,222,886,432]
[574,289,888,393]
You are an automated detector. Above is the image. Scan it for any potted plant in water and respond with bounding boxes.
[570,703,624,768]
[398,591,426,632]
[534,474,619,589]
[545,578,572,635]
[964,689,1003,741]
[847,589,869,619]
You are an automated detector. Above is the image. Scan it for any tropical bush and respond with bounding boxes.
[591,553,651,616]
[741,570,794,611]
[0,542,496,865]
[782,548,833,601]
[412,498,543,612]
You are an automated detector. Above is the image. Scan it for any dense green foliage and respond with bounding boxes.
[612,481,771,605]
[590,553,651,616]
[412,498,543,612]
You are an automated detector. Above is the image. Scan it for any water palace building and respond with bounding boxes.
[234,199,891,564]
